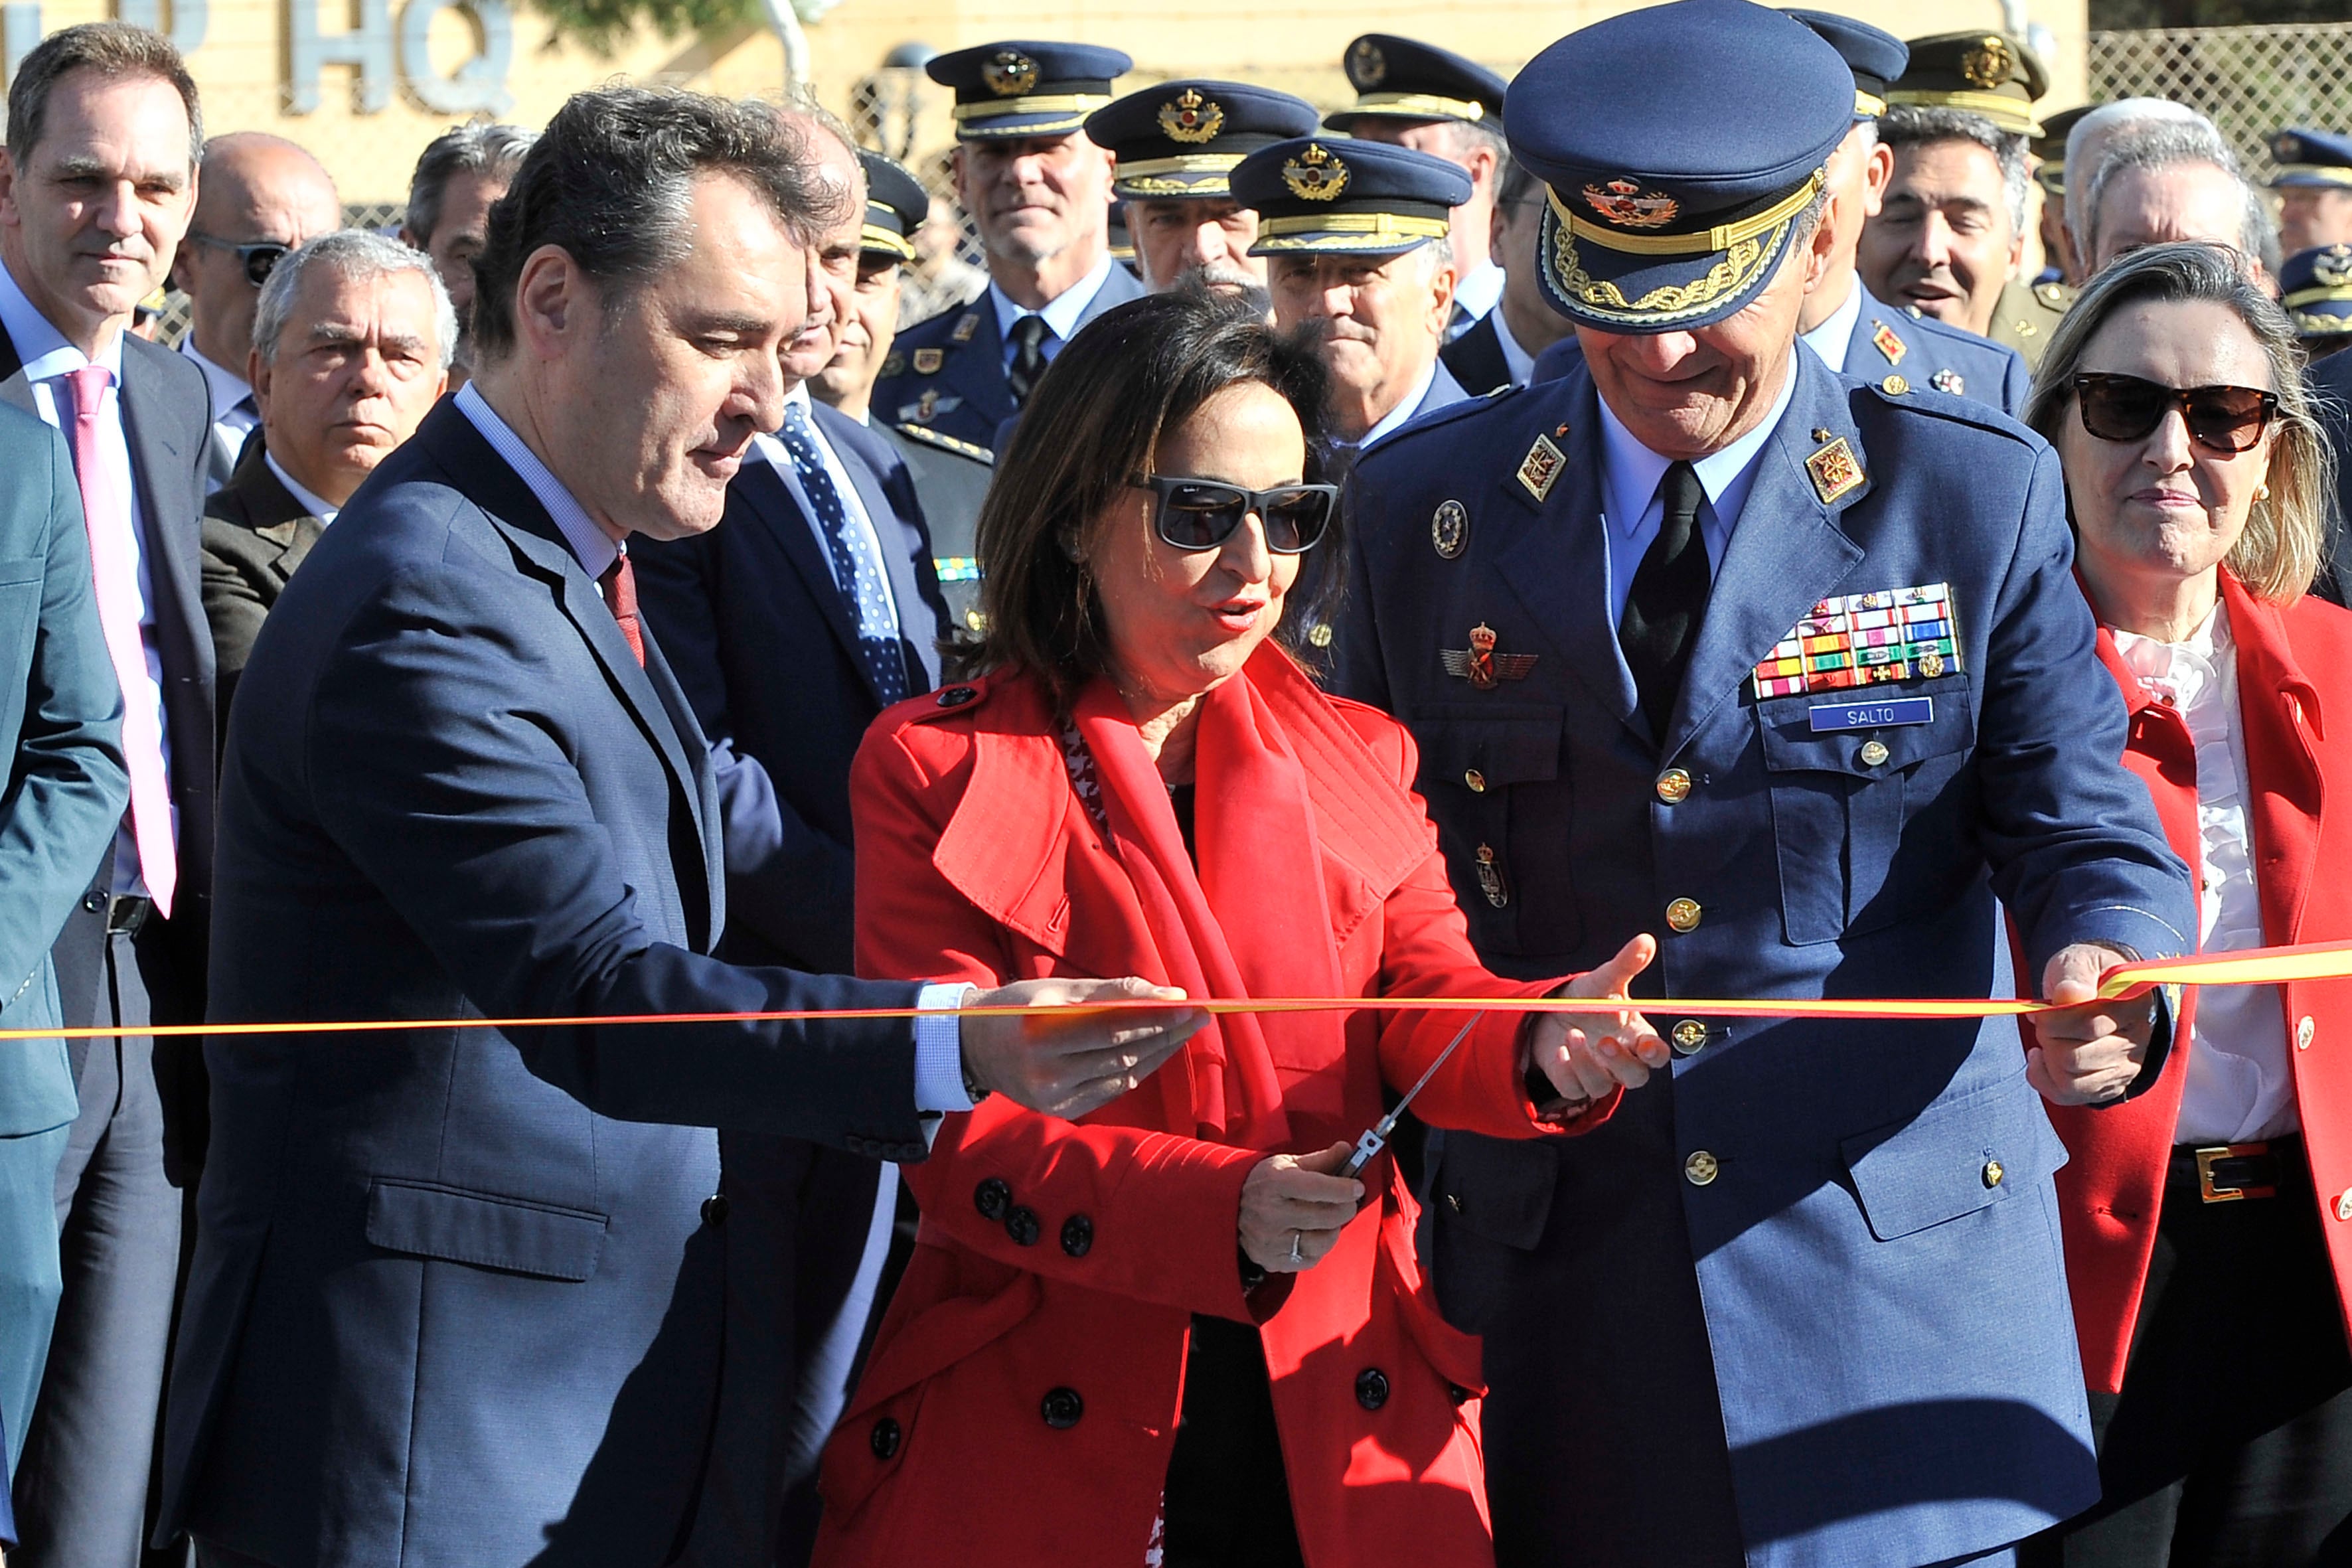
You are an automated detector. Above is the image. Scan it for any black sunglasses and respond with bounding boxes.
[189,234,291,288]
[1127,474,1337,554]
[2072,372,2278,454]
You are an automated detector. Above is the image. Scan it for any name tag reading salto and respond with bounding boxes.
[1810,697,1933,733]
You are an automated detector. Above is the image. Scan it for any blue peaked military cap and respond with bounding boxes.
[1231,137,1471,257]
[1507,0,1851,333]
[1782,9,1907,121]
[1324,35,1508,135]
[2270,128,2352,191]
[925,40,1132,141]
[2282,243,2352,342]
[856,149,929,262]
[1085,80,1322,200]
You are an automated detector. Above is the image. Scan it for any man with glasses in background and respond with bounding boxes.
[169,133,339,490]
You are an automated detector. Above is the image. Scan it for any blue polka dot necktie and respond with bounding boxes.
[779,402,908,704]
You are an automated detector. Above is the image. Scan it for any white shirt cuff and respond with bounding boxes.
[913,982,976,1113]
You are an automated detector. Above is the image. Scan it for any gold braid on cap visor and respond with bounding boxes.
[1255,212,1452,250]
[2275,163,2352,186]
[1543,171,1822,325]
[860,223,917,260]
[1883,88,2040,135]
[953,93,1113,126]
[1347,90,1492,123]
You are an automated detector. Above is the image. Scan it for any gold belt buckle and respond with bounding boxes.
[2195,1141,2274,1204]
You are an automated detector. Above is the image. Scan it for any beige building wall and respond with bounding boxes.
[0,0,2088,203]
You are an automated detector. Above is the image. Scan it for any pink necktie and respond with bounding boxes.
[64,365,175,917]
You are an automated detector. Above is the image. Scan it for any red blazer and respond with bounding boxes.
[2052,570,2352,1391]
[814,645,1609,1567]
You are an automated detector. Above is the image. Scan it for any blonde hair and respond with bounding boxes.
[2022,240,2333,602]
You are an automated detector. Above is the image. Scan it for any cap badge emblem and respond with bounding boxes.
[982,50,1038,97]
[1442,624,1537,691]
[1431,499,1469,559]
[1961,36,2011,90]
[1930,368,1966,395]
[2276,132,2300,161]
[1348,39,1387,88]
[912,348,944,374]
[1581,178,1680,230]
[1871,321,1906,366]
[1517,433,1565,501]
[1806,437,1865,506]
[2316,244,2352,286]
[1159,88,1224,144]
[1283,143,1350,201]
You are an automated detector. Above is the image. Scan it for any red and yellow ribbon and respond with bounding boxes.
[5,939,2349,1043]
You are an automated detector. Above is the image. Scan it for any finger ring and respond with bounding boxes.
[1289,1231,1302,1263]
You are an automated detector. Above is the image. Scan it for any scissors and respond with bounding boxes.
[1342,1010,1486,1179]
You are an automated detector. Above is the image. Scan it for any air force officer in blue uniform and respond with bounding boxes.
[869,42,1145,451]
[1330,6,2196,1565]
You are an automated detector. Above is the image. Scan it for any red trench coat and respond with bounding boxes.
[813,645,1608,1567]
[2050,569,2352,1392]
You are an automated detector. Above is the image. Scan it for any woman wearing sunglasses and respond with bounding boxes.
[2020,241,2352,1562]
[813,289,1666,1567]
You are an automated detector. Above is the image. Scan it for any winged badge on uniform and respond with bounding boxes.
[1441,623,1537,690]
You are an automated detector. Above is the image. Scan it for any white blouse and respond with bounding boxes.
[2111,600,2297,1144]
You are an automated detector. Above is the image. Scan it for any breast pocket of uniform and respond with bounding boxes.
[1403,701,1575,957]
[1756,678,1977,945]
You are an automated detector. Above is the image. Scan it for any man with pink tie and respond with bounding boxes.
[0,23,216,1565]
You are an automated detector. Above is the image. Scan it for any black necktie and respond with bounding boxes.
[1006,315,1050,406]
[1618,459,1710,738]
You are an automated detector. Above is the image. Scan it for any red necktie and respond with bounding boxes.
[64,365,176,917]
[599,552,645,667]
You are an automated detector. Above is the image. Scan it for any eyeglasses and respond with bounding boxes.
[1127,474,1338,554]
[2071,372,2279,455]
[187,234,291,288]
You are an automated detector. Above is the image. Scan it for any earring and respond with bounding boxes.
[2256,484,2272,501]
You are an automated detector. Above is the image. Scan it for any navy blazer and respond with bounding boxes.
[635,405,948,975]
[872,266,1150,450]
[1334,351,2194,1568]
[163,400,931,1567]
[1439,309,1514,397]
[1528,284,2033,416]
[0,402,125,1135]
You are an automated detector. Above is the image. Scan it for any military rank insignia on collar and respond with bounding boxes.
[1517,433,1565,501]
[1751,582,1960,698]
[951,313,981,344]
[1806,436,1865,505]
[1441,623,1537,690]
[1871,321,1906,366]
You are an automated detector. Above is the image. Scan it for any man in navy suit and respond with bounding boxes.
[870,41,1145,450]
[633,116,949,1563]
[1334,7,2195,1565]
[0,402,127,1500]
[0,26,217,1565]
[162,87,1200,1568]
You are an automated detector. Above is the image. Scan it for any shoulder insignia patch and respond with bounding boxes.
[1516,433,1565,501]
[1871,321,1906,366]
[1930,368,1965,395]
[1805,437,1865,506]
[913,347,944,374]
[951,313,981,344]
[894,422,994,465]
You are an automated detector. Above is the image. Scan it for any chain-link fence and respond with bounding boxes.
[2089,21,2352,183]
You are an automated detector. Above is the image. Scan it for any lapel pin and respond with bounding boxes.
[1871,321,1907,366]
[1930,368,1965,395]
[913,348,944,374]
[1805,437,1865,506]
[1518,434,1565,502]
[950,313,980,344]
[1431,499,1470,559]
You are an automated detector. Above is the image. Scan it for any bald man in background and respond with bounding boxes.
[170,133,340,491]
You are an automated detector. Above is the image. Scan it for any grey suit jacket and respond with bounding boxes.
[200,437,325,751]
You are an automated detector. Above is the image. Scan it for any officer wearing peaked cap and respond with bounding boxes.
[2272,129,2352,254]
[2280,241,2352,358]
[2033,103,2095,285]
[1328,35,1512,333]
[1233,137,1474,465]
[870,41,1146,451]
[1330,4,2194,1564]
[809,149,994,639]
[1084,80,1319,297]
[1783,9,2031,413]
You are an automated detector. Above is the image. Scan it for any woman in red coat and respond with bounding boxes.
[2020,241,2352,1561]
[813,291,1666,1567]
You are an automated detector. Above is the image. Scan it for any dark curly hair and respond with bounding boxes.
[953,287,1335,706]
